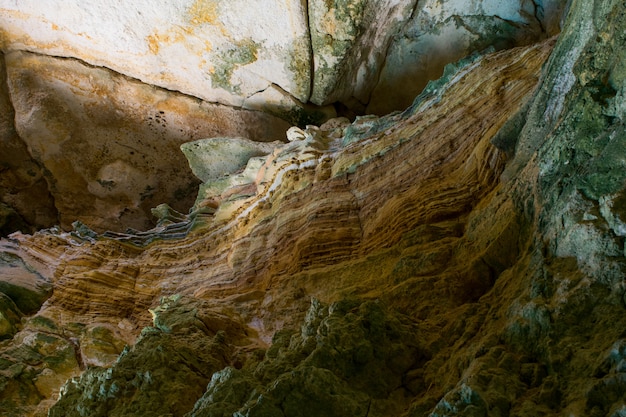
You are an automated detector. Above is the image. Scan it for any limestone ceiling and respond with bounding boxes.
[0,0,567,115]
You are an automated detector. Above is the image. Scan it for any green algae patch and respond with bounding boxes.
[209,38,260,94]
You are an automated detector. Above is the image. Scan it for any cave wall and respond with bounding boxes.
[1,0,626,416]
[0,0,567,234]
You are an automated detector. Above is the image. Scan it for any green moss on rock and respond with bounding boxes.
[188,298,424,417]
[210,38,260,94]
[49,296,246,417]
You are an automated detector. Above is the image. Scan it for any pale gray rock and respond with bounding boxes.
[367,0,569,114]
[181,137,280,183]
[0,0,311,107]
[0,0,566,118]
[307,0,416,107]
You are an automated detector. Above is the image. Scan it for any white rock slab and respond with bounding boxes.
[0,0,311,106]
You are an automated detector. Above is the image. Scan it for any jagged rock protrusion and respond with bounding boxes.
[188,298,424,417]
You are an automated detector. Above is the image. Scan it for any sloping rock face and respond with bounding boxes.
[1,1,626,417]
[1,50,291,233]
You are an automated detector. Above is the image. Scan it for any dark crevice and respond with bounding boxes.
[364,0,421,113]
[305,0,315,105]
[0,51,59,236]
[9,50,261,114]
[531,0,547,34]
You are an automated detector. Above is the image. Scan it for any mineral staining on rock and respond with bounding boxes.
[0,0,565,117]
[1,50,290,233]
[2,0,626,416]
[0,0,312,108]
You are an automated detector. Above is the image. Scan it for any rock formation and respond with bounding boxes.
[0,0,567,234]
[0,0,566,115]
[1,0,626,416]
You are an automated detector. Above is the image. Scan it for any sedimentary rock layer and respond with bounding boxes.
[2,0,626,414]
[0,38,555,416]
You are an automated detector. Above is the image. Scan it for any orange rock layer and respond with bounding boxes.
[9,38,555,346]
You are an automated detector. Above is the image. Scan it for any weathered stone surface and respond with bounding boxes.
[0,52,57,234]
[181,137,281,183]
[0,0,565,235]
[0,292,21,339]
[307,0,414,107]
[0,0,312,107]
[2,1,626,416]
[189,298,421,417]
[0,36,556,416]
[0,0,564,116]
[49,295,251,417]
[4,51,291,232]
[308,0,568,113]
[367,0,568,114]
[0,314,82,417]
[0,251,51,315]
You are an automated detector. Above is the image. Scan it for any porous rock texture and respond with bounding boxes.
[1,0,626,417]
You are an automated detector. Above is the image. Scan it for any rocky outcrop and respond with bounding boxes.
[2,0,626,416]
[2,34,555,415]
[49,295,250,417]
[0,0,313,109]
[0,0,568,235]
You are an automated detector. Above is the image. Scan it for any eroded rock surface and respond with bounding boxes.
[1,0,626,416]
[3,51,291,233]
[2,36,556,415]
[0,0,566,115]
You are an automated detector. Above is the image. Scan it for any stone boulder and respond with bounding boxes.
[0,0,311,108]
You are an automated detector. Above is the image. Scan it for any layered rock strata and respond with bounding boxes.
[1,0,626,415]
[1,37,557,416]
